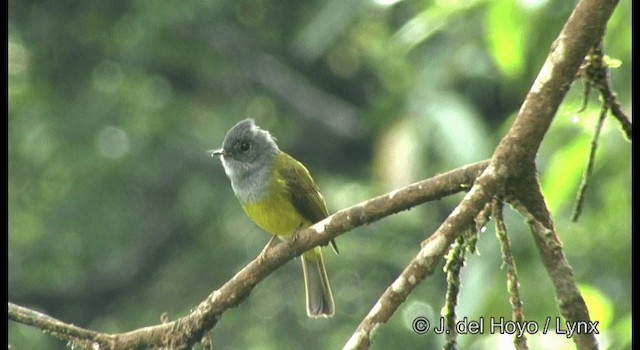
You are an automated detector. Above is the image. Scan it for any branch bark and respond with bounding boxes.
[8,0,625,349]
[344,0,620,349]
[9,161,489,349]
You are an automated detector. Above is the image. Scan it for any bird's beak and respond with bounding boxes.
[209,148,226,157]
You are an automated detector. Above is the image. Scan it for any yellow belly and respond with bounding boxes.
[241,183,310,238]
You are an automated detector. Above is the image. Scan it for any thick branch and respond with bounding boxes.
[509,186,598,350]
[9,161,489,349]
[494,2,618,349]
[345,166,497,350]
[493,0,620,173]
[345,0,619,348]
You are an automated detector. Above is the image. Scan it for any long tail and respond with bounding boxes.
[301,247,334,317]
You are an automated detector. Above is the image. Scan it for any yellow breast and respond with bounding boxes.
[241,174,310,238]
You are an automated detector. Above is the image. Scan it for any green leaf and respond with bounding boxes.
[485,1,526,78]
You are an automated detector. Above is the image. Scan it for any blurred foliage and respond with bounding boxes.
[9,0,630,349]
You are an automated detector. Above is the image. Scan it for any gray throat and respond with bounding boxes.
[222,157,272,204]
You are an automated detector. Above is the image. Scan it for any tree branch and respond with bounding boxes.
[9,161,489,349]
[571,102,608,221]
[442,235,470,350]
[9,1,624,349]
[345,167,496,350]
[8,303,113,348]
[345,0,619,348]
[493,200,528,350]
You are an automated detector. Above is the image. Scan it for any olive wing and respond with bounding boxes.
[278,154,328,223]
[278,153,339,254]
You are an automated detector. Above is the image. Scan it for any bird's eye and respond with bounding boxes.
[240,141,251,152]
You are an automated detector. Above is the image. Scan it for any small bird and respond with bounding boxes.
[212,118,337,318]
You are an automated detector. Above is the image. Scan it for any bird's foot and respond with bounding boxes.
[257,235,279,263]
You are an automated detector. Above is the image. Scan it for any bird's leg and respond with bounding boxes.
[288,223,305,248]
[257,235,279,263]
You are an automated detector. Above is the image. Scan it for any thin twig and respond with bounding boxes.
[608,96,632,140]
[492,200,528,350]
[572,103,608,221]
[577,41,632,141]
[442,236,467,350]
[8,303,114,348]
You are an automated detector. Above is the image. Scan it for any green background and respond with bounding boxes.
[9,0,631,349]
